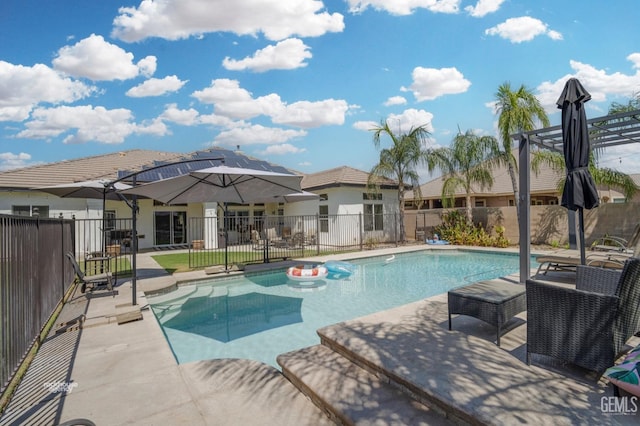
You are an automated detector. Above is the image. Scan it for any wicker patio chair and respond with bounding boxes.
[526,257,640,373]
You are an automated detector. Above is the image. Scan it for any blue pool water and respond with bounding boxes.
[150,250,535,368]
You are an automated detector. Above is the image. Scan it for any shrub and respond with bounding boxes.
[434,211,509,248]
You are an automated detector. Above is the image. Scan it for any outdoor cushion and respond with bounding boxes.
[603,344,640,397]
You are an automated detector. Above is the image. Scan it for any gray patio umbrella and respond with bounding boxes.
[120,165,304,270]
[556,78,600,264]
[37,179,133,253]
[37,179,132,200]
[250,190,319,204]
[120,165,303,205]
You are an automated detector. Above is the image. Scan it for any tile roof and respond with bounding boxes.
[0,147,298,190]
[407,150,564,200]
[301,166,398,191]
[0,150,184,190]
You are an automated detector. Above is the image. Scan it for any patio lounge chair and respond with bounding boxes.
[66,252,114,293]
[251,229,266,250]
[536,224,640,275]
[535,250,628,275]
[591,223,640,254]
[526,257,640,373]
[264,227,287,247]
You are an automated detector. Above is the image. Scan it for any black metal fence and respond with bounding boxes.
[187,213,401,269]
[0,215,75,394]
[69,213,401,270]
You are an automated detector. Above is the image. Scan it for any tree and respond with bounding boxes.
[607,92,640,114]
[531,150,638,201]
[494,82,550,221]
[426,129,500,223]
[531,93,640,201]
[369,120,431,242]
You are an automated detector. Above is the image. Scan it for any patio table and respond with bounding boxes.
[448,280,526,346]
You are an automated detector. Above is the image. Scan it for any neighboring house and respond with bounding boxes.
[405,149,640,210]
[0,149,401,251]
[301,166,400,246]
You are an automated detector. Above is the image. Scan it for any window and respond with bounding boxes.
[364,204,383,231]
[319,205,328,233]
[548,199,558,205]
[613,198,626,204]
[475,200,486,207]
[363,193,382,201]
[104,210,116,230]
[508,199,515,207]
[319,193,328,201]
[12,205,49,217]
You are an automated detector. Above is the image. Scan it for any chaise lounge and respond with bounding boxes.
[67,252,114,293]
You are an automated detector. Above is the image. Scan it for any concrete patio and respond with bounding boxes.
[1,246,638,425]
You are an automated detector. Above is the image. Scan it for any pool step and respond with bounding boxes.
[277,345,452,425]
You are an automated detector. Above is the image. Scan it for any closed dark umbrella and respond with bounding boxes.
[557,78,599,264]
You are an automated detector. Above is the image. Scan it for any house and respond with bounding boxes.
[0,149,401,251]
[405,149,640,210]
[301,166,400,246]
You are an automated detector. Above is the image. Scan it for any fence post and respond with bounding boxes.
[395,212,398,246]
[359,213,363,251]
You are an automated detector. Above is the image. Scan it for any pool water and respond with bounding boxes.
[149,250,535,368]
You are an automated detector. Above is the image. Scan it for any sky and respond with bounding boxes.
[1,0,640,181]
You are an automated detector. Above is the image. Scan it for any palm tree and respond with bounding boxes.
[531,150,638,201]
[494,82,550,221]
[531,94,640,201]
[427,129,500,223]
[369,120,431,242]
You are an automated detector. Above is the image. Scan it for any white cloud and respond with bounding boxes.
[112,0,344,42]
[126,75,187,97]
[536,55,640,111]
[193,78,350,127]
[0,61,95,122]
[52,34,156,81]
[464,0,505,17]
[353,108,434,134]
[627,52,640,69]
[347,0,460,16]
[222,38,312,72]
[384,96,407,106]
[484,16,562,43]
[160,104,199,125]
[213,124,307,146]
[387,109,435,134]
[136,117,170,136]
[17,105,139,144]
[352,120,379,131]
[271,99,349,128]
[0,152,34,171]
[258,143,306,155]
[401,67,471,101]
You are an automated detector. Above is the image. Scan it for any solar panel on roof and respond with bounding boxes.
[115,148,292,183]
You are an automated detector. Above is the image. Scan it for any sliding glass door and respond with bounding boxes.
[154,211,186,246]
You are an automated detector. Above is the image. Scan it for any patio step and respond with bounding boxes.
[277,345,456,425]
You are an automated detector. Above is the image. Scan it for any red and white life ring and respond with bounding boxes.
[286,265,329,281]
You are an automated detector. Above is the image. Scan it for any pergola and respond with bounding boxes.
[516,108,640,283]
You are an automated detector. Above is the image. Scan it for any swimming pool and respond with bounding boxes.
[149,249,535,368]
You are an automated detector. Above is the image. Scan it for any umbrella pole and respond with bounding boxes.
[579,208,586,265]
[224,203,229,271]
